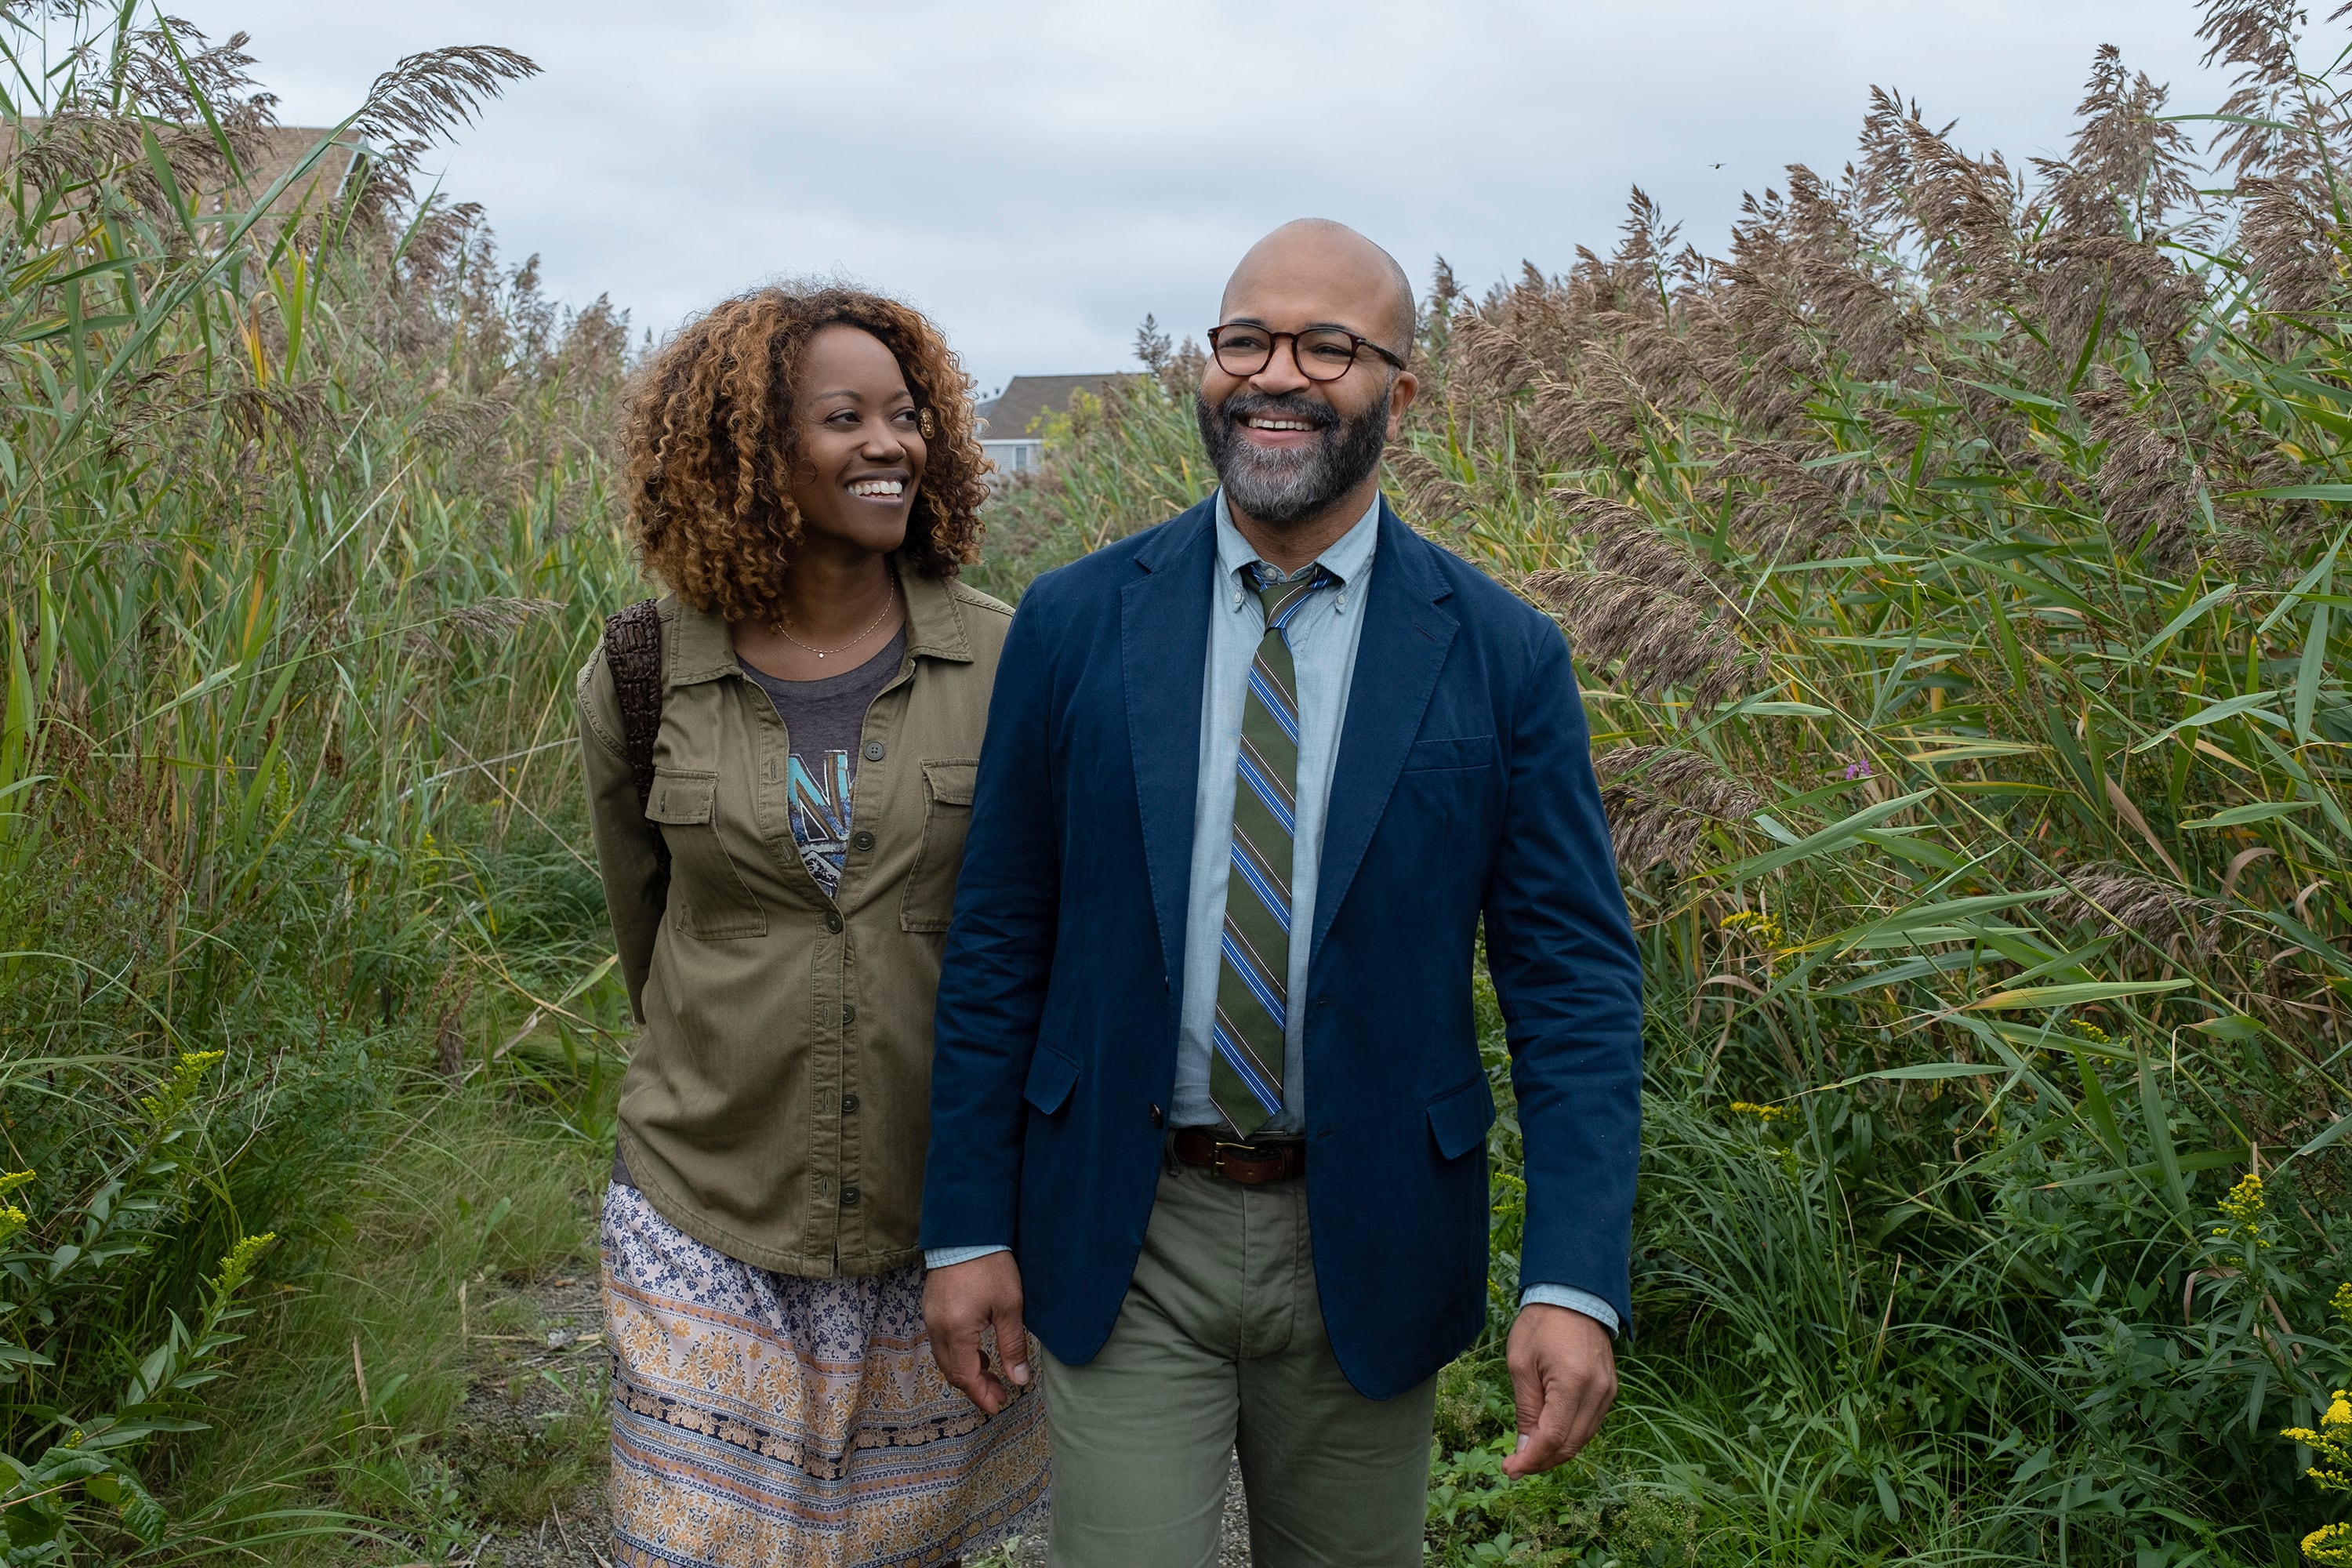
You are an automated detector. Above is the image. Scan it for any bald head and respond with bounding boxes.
[1221,219,1415,359]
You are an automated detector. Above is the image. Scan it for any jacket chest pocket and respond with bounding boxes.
[898,759,976,933]
[645,768,768,940]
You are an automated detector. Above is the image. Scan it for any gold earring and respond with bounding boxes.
[917,408,938,439]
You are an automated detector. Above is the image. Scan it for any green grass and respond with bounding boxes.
[172,1085,611,1563]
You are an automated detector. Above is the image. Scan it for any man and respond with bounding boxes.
[920,219,1642,1567]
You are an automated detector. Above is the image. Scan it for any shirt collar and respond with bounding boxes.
[1213,488,1382,591]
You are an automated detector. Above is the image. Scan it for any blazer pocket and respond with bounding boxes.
[1402,735,1496,773]
[1427,1073,1496,1160]
[645,768,768,940]
[899,759,978,934]
[1022,1046,1078,1116]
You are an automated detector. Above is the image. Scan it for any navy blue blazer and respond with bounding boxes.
[920,496,1643,1399]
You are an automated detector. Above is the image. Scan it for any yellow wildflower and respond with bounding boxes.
[2210,1173,2271,1265]
[2307,1523,2352,1567]
[1728,1102,1791,1123]
[140,1050,227,1123]
[2068,1019,2111,1044]
[208,1231,277,1295]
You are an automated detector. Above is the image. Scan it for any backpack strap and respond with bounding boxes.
[602,597,673,901]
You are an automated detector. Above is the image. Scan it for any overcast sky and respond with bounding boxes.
[154,0,2267,397]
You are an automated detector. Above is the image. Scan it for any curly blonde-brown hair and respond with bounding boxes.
[619,283,988,624]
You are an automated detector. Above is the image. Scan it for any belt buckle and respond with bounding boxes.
[1210,1139,1263,1177]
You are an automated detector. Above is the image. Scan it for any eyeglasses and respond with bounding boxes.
[1206,323,1407,383]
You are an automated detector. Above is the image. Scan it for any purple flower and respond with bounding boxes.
[1842,761,1873,781]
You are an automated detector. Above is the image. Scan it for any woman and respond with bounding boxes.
[578,284,1045,1568]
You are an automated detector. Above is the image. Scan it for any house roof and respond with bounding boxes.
[977,373,1134,442]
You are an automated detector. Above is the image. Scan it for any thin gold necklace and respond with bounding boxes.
[777,566,898,660]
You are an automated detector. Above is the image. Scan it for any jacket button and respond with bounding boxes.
[824,911,843,934]
[840,1004,857,1025]
[841,1094,860,1114]
[863,741,886,761]
[1149,1104,1164,1128]
[840,1186,861,1207]
[851,830,876,851]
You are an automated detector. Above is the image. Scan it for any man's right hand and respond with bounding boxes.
[922,1252,1032,1415]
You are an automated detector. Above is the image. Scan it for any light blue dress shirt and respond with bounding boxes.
[1167,489,1380,1132]
[927,489,1617,1337]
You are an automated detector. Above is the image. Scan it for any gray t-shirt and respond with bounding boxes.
[737,628,906,898]
[612,627,906,1190]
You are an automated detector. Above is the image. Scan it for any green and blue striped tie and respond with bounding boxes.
[1209,561,1333,1138]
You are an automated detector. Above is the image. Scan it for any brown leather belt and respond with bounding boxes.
[1171,1127,1306,1185]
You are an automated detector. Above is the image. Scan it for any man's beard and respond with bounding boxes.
[1195,381,1392,527]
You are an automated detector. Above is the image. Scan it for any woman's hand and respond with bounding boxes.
[923,1253,1032,1414]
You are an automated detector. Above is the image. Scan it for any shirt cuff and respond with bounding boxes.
[923,1244,1011,1270]
[1519,1283,1620,1336]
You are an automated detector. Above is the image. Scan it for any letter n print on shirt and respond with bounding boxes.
[786,750,851,898]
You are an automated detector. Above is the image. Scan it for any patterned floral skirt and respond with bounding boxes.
[601,1183,1050,1567]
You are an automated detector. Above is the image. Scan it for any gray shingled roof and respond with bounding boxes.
[977,373,1135,441]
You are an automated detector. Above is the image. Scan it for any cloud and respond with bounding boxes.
[167,0,2243,390]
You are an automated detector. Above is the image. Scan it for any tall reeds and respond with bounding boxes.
[0,5,639,1558]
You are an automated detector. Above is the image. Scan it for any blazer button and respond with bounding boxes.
[851,829,876,851]
[824,911,843,934]
[840,1186,861,1207]
[863,741,886,761]
[841,1094,860,1114]
[1149,1104,1164,1128]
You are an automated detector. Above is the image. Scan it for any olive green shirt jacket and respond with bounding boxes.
[577,564,1012,1276]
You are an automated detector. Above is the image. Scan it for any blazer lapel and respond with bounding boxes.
[1311,501,1458,964]
[1123,501,1216,982]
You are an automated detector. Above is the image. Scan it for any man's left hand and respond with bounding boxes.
[1502,1303,1617,1477]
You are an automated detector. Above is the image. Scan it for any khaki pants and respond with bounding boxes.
[1040,1156,1437,1568]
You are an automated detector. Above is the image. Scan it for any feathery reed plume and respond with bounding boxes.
[409,596,561,659]
[1523,492,1751,706]
[2037,45,2204,240]
[2027,231,2202,375]
[1553,492,1724,595]
[1594,745,1764,875]
[1722,440,1860,560]
[1901,116,2026,302]
[1524,373,1640,466]
[2236,175,2342,319]
[1450,305,1551,399]
[2045,865,2221,953]
[1384,444,1469,530]
[1522,568,1748,707]
[343,45,539,217]
[2198,0,2337,181]
[2076,379,2205,561]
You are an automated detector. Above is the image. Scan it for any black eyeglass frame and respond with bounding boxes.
[1204,322,1409,383]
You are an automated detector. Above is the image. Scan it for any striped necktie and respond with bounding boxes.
[1209,561,1334,1138]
